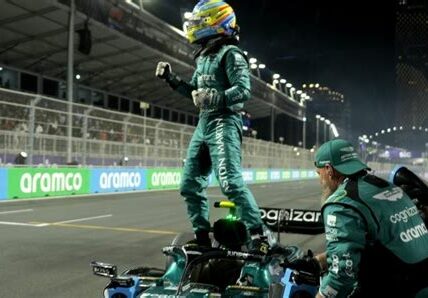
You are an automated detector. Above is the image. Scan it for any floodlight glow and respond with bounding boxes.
[280,79,286,84]
[331,124,339,138]
[250,63,258,69]
[249,58,257,64]
[258,64,266,69]
[273,74,280,79]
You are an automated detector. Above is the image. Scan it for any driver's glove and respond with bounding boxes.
[191,88,224,110]
[155,61,171,80]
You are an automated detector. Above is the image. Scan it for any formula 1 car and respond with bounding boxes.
[389,166,428,226]
[91,166,428,297]
[91,201,323,297]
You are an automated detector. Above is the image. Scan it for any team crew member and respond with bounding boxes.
[293,139,428,297]
[155,0,266,253]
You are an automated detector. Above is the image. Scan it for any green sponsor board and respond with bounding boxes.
[8,168,90,199]
[282,171,291,180]
[255,170,269,183]
[146,168,182,190]
[300,170,308,178]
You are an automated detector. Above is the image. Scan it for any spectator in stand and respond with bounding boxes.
[241,110,252,137]
[35,123,44,135]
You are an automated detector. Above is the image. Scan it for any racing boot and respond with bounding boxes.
[186,229,212,248]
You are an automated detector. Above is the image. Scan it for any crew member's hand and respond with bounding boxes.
[155,62,171,79]
[191,88,223,109]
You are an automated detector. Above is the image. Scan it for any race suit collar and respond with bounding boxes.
[193,36,239,59]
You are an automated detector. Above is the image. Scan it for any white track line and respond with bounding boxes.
[0,221,44,227]
[52,214,112,225]
[0,209,33,215]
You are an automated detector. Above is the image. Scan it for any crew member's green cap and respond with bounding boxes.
[314,139,369,175]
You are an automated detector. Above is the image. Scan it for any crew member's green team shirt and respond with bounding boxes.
[320,175,428,297]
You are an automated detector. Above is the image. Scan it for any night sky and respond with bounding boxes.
[144,0,397,138]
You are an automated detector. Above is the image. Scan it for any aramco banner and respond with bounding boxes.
[0,167,319,200]
[8,168,90,199]
[91,168,146,193]
[146,168,182,190]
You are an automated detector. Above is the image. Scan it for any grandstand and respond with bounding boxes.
[0,0,316,168]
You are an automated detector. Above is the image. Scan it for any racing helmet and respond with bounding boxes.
[183,0,238,44]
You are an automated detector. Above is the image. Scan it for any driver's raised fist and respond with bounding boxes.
[155,62,171,79]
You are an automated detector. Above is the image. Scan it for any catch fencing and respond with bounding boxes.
[0,88,314,169]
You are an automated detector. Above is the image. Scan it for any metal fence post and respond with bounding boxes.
[28,96,41,165]
[66,0,75,164]
[82,108,93,165]
[123,115,131,162]
[154,120,163,166]
[180,127,185,162]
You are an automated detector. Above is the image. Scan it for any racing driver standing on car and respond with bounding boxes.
[155,0,268,254]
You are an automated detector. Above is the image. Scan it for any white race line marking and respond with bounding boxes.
[35,223,50,227]
[0,209,33,215]
[0,215,112,228]
[0,221,44,227]
[52,214,112,225]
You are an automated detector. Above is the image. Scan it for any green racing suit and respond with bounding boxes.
[166,38,263,234]
[320,173,428,298]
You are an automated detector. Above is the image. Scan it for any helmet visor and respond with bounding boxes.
[183,16,206,33]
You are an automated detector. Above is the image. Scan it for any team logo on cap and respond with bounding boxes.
[340,146,354,153]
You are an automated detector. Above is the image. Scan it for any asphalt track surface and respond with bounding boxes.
[0,180,325,297]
